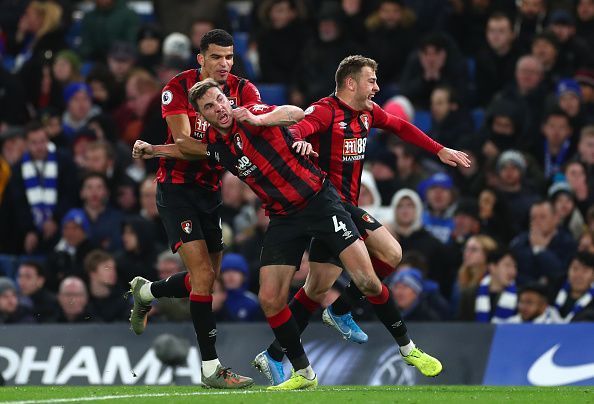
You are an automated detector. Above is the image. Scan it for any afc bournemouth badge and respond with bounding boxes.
[181,220,192,234]
[234,133,243,150]
[362,115,369,130]
[362,213,375,223]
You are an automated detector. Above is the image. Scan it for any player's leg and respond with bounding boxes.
[338,240,442,377]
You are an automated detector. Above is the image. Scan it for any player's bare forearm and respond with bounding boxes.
[154,143,205,160]
[260,105,305,126]
[173,137,208,159]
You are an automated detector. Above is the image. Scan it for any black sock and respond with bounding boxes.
[150,272,190,298]
[368,285,411,346]
[190,295,218,361]
[267,295,315,362]
[331,281,365,315]
[267,306,309,371]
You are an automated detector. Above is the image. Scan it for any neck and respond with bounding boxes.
[494,44,511,56]
[85,205,105,221]
[395,222,414,236]
[335,90,360,111]
[489,277,505,293]
[90,280,110,298]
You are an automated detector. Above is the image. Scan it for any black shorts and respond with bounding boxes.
[156,182,224,253]
[260,180,360,267]
[309,204,383,267]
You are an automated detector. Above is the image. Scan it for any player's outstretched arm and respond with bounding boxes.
[437,147,471,168]
[165,114,209,158]
[132,140,205,161]
[233,105,304,127]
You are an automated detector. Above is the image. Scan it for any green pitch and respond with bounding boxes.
[0,385,593,404]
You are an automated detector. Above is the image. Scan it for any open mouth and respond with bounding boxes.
[219,112,230,125]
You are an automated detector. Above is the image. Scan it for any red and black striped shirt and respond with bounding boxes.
[205,104,325,216]
[291,95,443,205]
[157,69,261,189]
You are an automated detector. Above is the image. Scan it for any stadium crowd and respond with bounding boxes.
[1,0,594,326]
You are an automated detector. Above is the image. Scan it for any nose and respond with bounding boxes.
[373,82,380,92]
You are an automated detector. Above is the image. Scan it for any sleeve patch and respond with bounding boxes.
[162,90,173,105]
[304,106,315,115]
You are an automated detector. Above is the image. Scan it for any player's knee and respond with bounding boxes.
[258,289,285,315]
[303,283,327,303]
[386,242,402,268]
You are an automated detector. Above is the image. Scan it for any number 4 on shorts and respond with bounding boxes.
[332,215,347,233]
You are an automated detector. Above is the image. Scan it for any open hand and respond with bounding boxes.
[437,147,471,168]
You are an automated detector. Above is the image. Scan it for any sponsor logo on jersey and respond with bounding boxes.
[250,104,268,112]
[193,118,209,139]
[342,138,367,161]
[181,220,192,234]
[161,90,173,105]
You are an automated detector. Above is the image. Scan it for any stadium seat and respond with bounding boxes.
[413,110,432,133]
[257,84,287,105]
[466,57,476,82]
[233,32,256,80]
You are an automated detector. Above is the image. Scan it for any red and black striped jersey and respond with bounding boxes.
[205,104,325,216]
[290,94,443,205]
[157,69,261,189]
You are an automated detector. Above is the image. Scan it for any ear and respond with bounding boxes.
[346,77,356,91]
[197,53,204,66]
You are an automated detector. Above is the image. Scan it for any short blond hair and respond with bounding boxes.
[335,55,378,90]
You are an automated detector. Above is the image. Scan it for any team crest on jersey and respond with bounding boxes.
[362,213,375,223]
[234,133,243,150]
[161,90,173,105]
[181,220,192,234]
[228,97,237,106]
[362,115,369,130]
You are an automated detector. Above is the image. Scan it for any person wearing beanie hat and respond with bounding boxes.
[0,277,34,324]
[548,180,585,240]
[418,172,456,244]
[496,150,527,174]
[162,33,192,70]
[61,82,100,140]
[555,78,589,137]
[219,253,263,322]
[574,68,594,107]
[383,95,414,122]
[389,268,441,321]
[53,50,82,83]
[136,23,163,72]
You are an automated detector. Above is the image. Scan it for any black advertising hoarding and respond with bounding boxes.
[0,323,493,386]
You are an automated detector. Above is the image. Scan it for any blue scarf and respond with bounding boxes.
[475,275,517,323]
[543,139,571,179]
[21,143,58,229]
[554,282,594,322]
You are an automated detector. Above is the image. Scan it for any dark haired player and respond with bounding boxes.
[128,29,259,389]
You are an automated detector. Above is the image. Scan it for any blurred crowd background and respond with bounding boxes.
[1,0,594,326]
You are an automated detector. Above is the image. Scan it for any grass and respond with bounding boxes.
[0,386,593,404]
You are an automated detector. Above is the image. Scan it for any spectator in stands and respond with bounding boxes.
[49,50,82,111]
[80,173,124,251]
[513,0,547,51]
[189,18,215,55]
[495,55,547,149]
[478,188,513,244]
[138,175,167,250]
[338,0,370,46]
[220,172,250,236]
[399,32,468,109]
[510,200,577,285]
[536,109,574,180]
[78,0,140,62]
[16,261,59,322]
[61,82,101,141]
[136,23,163,74]
[366,150,400,205]
[418,172,456,244]
[107,41,137,89]
[450,198,481,255]
[455,234,498,297]
[115,217,158,286]
[480,98,528,161]
[577,0,594,50]
[83,140,131,201]
[530,32,564,90]
[493,150,540,237]
[0,277,34,324]
[150,250,191,323]
[392,141,427,192]
[290,2,357,106]
[55,276,93,323]
[548,181,584,241]
[0,66,29,128]
[9,122,77,254]
[505,283,562,323]
[554,251,594,322]
[45,208,95,291]
[86,65,123,114]
[444,0,494,56]
[577,125,594,188]
[364,0,416,84]
[575,69,594,114]
[458,248,518,323]
[84,249,129,322]
[212,277,232,322]
[389,268,442,321]
[547,9,593,75]
[358,170,388,223]
[254,0,309,84]
[388,188,452,297]
[429,85,474,150]
[475,12,522,106]
[220,253,263,322]
[6,1,66,73]
[578,229,594,254]
[563,159,593,216]
[554,79,592,140]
